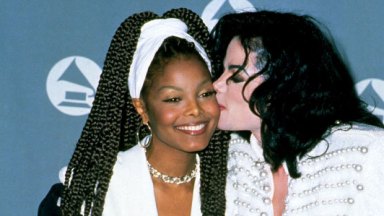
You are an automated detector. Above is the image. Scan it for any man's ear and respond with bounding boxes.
[132,98,149,123]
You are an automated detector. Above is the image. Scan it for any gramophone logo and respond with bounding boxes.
[46,56,102,116]
[202,0,256,31]
[356,78,384,123]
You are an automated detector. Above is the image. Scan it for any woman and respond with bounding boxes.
[210,11,384,215]
[39,8,229,216]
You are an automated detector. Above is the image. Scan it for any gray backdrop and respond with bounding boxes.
[1,0,383,215]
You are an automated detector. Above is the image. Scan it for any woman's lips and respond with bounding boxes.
[176,123,207,135]
[218,104,225,110]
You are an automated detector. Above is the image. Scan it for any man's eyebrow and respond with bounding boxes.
[227,65,249,76]
[227,65,243,70]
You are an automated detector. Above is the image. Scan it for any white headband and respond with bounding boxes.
[128,18,212,98]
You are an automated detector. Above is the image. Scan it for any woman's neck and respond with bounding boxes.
[146,145,197,177]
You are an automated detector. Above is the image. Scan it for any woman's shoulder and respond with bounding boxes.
[110,144,147,183]
[116,144,142,161]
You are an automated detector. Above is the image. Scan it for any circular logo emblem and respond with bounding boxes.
[202,0,256,31]
[46,56,102,116]
[356,78,384,122]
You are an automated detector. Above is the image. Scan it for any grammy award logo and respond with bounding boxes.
[46,56,102,116]
[356,78,384,123]
[201,0,256,31]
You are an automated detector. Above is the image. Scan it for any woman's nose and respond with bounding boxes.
[185,99,202,117]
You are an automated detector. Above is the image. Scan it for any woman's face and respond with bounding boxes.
[213,36,264,135]
[142,56,219,154]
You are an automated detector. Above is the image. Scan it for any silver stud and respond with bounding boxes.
[263,185,271,192]
[263,197,271,204]
[347,198,355,204]
[354,164,363,172]
[356,184,364,191]
[260,171,267,177]
[360,147,368,154]
[255,161,263,168]
[233,183,238,189]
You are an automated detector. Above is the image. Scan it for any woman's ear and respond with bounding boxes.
[132,99,149,123]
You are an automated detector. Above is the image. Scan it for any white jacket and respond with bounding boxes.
[226,123,384,216]
[104,144,202,216]
[60,144,202,216]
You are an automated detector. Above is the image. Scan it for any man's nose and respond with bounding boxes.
[213,74,227,93]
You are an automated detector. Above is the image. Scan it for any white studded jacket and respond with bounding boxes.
[225,123,384,216]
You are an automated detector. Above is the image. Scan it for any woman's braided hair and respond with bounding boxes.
[60,8,230,216]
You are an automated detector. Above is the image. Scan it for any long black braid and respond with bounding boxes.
[61,8,229,216]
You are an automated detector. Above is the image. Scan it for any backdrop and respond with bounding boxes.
[1,0,383,215]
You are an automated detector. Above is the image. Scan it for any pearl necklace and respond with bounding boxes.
[147,160,198,185]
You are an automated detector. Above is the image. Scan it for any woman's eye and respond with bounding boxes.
[163,97,181,103]
[200,90,216,98]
